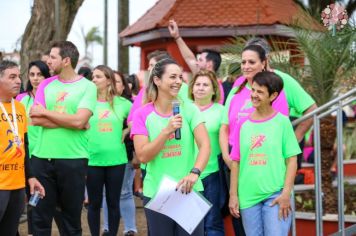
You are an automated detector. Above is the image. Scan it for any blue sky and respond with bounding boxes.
[0,0,157,74]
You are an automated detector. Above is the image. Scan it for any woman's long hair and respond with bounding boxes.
[144,58,179,103]
[26,60,51,97]
[236,45,267,95]
[93,65,118,110]
[114,71,132,100]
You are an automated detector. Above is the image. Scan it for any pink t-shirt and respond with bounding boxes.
[127,88,145,124]
[223,77,289,145]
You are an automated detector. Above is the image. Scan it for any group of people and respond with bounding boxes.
[0,20,317,236]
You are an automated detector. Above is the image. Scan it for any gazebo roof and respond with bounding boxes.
[120,0,322,45]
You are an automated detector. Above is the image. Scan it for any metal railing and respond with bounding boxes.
[291,88,356,236]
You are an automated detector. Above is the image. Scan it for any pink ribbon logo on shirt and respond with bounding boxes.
[250,134,266,150]
[99,110,111,120]
[56,92,69,103]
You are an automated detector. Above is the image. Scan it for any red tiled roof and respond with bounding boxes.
[121,0,321,37]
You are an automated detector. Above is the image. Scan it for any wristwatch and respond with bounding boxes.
[190,167,201,176]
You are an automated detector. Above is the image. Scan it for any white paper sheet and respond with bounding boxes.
[145,176,212,234]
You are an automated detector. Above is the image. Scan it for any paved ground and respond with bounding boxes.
[18,198,148,236]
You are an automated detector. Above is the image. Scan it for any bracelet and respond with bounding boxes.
[175,36,181,40]
[190,167,201,176]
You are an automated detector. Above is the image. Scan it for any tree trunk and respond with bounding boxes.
[20,0,85,84]
[320,116,337,213]
[118,0,129,73]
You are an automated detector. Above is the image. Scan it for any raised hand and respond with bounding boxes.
[168,19,180,39]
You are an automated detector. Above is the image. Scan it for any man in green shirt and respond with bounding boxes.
[30,41,97,236]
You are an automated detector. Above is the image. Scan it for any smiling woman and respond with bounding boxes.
[131,58,211,236]
[229,71,299,236]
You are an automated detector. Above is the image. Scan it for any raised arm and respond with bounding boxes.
[168,19,199,74]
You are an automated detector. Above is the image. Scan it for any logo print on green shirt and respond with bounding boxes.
[250,135,266,150]
[99,110,111,120]
[56,91,69,103]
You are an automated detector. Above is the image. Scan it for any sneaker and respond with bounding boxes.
[124,231,136,236]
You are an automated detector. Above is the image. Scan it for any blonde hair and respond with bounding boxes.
[93,65,118,109]
[144,58,178,103]
[188,70,220,103]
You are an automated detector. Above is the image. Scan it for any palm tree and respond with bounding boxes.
[292,25,356,212]
[81,26,103,60]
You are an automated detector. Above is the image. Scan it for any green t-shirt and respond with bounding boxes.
[131,101,205,198]
[33,76,97,159]
[16,93,39,157]
[178,82,191,103]
[194,103,223,179]
[273,69,315,117]
[230,112,301,209]
[88,96,132,166]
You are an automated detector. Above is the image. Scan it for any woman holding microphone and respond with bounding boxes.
[131,58,210,236]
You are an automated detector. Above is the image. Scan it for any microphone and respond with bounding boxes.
[172,100,181,140]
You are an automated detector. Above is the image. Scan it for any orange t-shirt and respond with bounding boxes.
[0,100,27,190]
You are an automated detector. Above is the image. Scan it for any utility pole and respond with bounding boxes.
[118,0,129,73]
[103,0,108,65]
[117,0,121,70]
